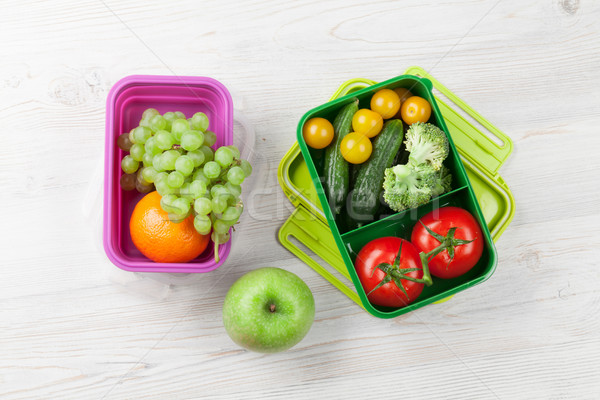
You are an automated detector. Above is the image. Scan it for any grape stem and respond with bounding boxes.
[214,241,220,262]
[215,159,242,184]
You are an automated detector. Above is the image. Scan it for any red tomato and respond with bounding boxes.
[355,237,426,308]
[411,207,484,279]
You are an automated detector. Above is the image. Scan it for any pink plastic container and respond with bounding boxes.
[104,75,233,273]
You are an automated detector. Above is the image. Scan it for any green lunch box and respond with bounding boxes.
[278,66,515,319]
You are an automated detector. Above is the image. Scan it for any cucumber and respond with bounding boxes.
[392,123,410,166]
[349,164,360,191]
[349,119,404,225]
[323,99,359,215]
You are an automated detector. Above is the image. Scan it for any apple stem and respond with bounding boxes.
[269,304,276,313]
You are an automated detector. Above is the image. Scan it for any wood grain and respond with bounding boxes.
[1,0,599,399]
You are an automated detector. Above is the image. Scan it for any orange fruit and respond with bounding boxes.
[130,191,209,263]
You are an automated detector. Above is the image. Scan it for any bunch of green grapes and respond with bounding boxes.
[117,108,252,261]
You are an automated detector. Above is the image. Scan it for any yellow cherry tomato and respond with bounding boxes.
[352,109,383,138]
[400,96,432,125]
[393,88,413,118]
[302,117,334,149]
[370,89,401,119]
[340,132,372,164]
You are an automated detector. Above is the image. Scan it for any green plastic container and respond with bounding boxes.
[278,67,515,318]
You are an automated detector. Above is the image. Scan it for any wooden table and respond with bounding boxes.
[2,0,599,398]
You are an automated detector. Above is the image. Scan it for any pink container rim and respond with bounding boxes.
[103,75,233,273]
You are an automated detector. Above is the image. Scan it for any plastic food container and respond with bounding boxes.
[104,75,236,273]
[280,67,515,319]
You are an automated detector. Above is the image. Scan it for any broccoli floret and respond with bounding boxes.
[382,163,437,212]
[430,165,452,197]
[383,122,453,212]
[404,122,449,170]
[383,162,453,212]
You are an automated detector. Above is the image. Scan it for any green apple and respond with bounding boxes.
[222,267,315,353]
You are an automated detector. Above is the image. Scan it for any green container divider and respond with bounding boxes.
[277,68,515,317]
